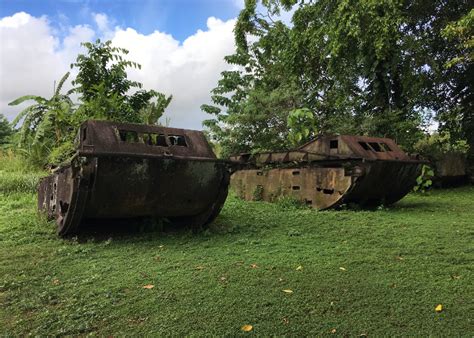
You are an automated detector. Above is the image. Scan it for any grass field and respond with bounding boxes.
[0,179,473,335]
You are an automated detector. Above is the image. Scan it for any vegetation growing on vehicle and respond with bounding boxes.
[413,164,435,193]
[8,40,172,168]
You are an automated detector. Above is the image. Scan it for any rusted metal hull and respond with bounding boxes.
[39,156,230,236]
[231,160,422,209]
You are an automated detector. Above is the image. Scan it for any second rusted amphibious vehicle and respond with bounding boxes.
[38,120,232,236]
[230,135,426,209]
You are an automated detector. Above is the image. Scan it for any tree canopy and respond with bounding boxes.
[0,114,13,146]
[202,0,472,158]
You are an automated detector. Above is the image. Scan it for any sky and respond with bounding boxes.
[0,0,246,129]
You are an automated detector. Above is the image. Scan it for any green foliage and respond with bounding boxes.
[414,132,470,160]
[287,108,317,146]
[413,164,434,193]
[139,93,173,125]
[1,186,474,335]
[71,40,162,123]
[0,114,13,146]
[252,184,264,201]
[47,140,76,165]
[202,12,304,157]
[204,0,472,155]
[275,195,308,209]
[9,39,172,168]
[0,150,46,193]
[442,9,474,68]
[9,72,74,160]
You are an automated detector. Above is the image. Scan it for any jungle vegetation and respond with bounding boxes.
[202,0,473,158]
[7,40,172,167]
[4,1,472,167]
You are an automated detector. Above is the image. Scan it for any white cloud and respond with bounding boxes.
[0,12,236,130]
[93,13,108,32]
[0,12,66,121]
[111,17,236,128]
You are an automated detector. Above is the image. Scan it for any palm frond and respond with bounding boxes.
[54,72,70,97]
[9,95,46,106]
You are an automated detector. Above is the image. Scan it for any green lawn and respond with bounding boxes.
[0,186,473,335]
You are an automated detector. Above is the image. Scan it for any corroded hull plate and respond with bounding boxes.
[231,160,422,209]
[39,156,230,236]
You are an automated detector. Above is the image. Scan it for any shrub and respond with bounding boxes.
[414,132,469,160]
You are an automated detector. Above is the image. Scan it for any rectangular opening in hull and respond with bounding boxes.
[369,142,383,152]
[119,130,139,143]
[317,187,334,194]
[292,186,300,190]
[381,143,392,151]
[155,134,167,146]
[168,135,187,146]
[359,142,370,150]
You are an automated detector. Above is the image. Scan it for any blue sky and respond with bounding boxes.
[0,0,241,42]
[0,0,245,128]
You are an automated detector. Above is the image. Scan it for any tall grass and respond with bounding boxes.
[0,150,46,193]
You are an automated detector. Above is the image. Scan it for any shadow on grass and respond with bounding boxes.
[67,216,234,243]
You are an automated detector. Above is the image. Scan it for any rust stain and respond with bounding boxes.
[38,120,233,236]
[230,135,427,209]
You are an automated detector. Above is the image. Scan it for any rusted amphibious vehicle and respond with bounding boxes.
[38,120,232,236]
[230,135,426,209]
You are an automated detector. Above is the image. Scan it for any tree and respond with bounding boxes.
[440,9,474,160]
[139,93,173,125]
[0,114,13,146]
[203,0,472,156]
[9,39,172,167]
[9,72,74,164]
[203,0,306,157]
[71,39,164,123]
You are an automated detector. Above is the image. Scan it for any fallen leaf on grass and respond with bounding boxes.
[451,274,461,280]
[142,284,154,289]
[282,289,293,294]
[128,316,149,324]
[296,265,303,271]
[250,264,258,269]
[435,304,443,312]
[241,324,253,332]
[282,317,289,324]
[339,267,347,271]
[331,328,337,334]
[195,266,205,270]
